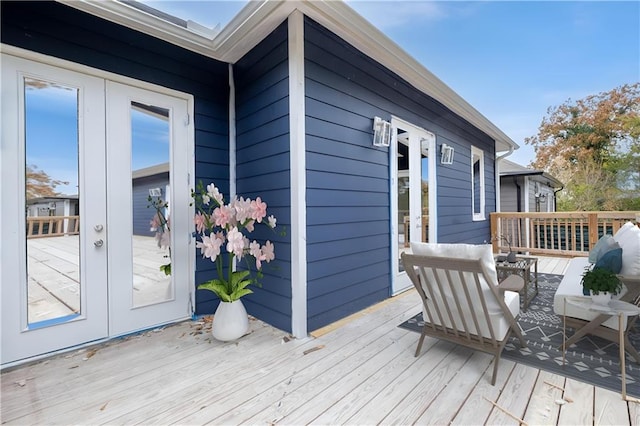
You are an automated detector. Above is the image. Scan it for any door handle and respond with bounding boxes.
[94,239,104,248]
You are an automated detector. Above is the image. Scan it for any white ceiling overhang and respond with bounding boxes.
[58,0,518,153]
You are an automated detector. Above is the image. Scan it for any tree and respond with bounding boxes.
[26,164,69,199]
[526,83,640,211]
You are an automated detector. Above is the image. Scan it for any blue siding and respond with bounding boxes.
[1,1,230,315]
[234,22,293,332]
[304,17,497,330]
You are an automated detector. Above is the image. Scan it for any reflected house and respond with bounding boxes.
[26,195,79,218]
[132,162,169,237]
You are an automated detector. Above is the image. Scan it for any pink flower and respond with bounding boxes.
[251,197,267,222]
[233,197,252,224]
[156,230,171,249]
[150,214,161,232]
[249,240,264,269]
[245,220,255,232]
[226,227,245,258]
[267,215,276,229]
[262,240,275,262]
[196,234,223,261]
[207,183,223,205]
[213,205,234,228]
[193,212,206,234]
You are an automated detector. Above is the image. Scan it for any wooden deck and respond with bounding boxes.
[2,256,640,425]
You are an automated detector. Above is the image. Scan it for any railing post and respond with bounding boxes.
[490,213,498,252]
[588,212,599,250]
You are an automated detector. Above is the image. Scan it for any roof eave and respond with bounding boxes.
[58,0,518,152]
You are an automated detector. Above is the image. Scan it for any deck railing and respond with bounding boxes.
[490,211,640,257]
[26,215,80,238]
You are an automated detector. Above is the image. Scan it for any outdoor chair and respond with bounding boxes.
[402,243,527,385]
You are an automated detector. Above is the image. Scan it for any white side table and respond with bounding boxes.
[564,296,640,401]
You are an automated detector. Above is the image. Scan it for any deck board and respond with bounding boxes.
[3,256,638,425]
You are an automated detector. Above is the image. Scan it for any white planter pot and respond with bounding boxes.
[212,299,249,342]
[590,291,612,306]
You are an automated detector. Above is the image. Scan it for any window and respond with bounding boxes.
[471,146,485,220]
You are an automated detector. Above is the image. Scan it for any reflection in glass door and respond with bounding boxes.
[130,102,172,307]
[25,78,82,326]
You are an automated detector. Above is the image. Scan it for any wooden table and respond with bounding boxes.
[494,255,538,311]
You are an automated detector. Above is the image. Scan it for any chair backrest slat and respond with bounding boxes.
[402,253,508,347]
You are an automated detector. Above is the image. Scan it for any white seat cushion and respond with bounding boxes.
[553,257,629,330]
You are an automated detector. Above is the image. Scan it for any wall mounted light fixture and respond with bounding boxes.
[440,143,454,164]
[372,116,391,147]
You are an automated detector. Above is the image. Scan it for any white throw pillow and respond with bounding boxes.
[410,242,498,286]
[614,223,640,276]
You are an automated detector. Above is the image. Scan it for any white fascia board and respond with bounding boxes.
[57,0,219,58]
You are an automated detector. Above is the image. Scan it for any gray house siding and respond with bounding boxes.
[500,177,521,212]
[304,17,497,330]
[234,22,293,332]
[1,1,230,316]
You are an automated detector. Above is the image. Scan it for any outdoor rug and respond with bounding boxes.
[398,273,640,397]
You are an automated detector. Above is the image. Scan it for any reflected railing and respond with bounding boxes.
[490,211,640,257]
[26,216,80,239]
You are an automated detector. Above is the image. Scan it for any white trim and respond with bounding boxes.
[288,11,307,339]
[390,116,437,295]
[229,64,236,200]
[58,0,517,153]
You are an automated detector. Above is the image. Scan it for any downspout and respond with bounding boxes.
[514,176,522,212]
[553,185,564,212]
[494,144,514,212]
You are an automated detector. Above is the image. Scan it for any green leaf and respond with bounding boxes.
[160,263,172,276]
[198,279,232,302]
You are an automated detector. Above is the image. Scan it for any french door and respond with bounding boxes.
[1,54,193,365]
[391,118,437,294]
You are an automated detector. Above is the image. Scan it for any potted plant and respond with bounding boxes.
[581,267,622,305]
[493,234,516,263]
[191,182,277,341]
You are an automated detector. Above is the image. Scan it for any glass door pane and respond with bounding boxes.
[130,102,172,307]
[397,131,409,272]
[420,138,429,243]
[24,78,81,327]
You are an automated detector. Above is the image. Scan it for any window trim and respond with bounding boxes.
[471,146,485,221]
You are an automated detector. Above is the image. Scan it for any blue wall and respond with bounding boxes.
[1,1,230,316]
[234,23,293,332]
[304,17,496,330]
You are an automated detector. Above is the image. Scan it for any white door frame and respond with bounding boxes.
[390,116,437,295]
[1,48,195,366]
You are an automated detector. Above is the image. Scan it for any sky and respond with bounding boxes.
[144,0,640,167]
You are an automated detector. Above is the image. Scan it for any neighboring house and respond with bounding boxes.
[132,163,170,237]
[26,196,79,218]
[1,0,521,364]
[499,160,563,213]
